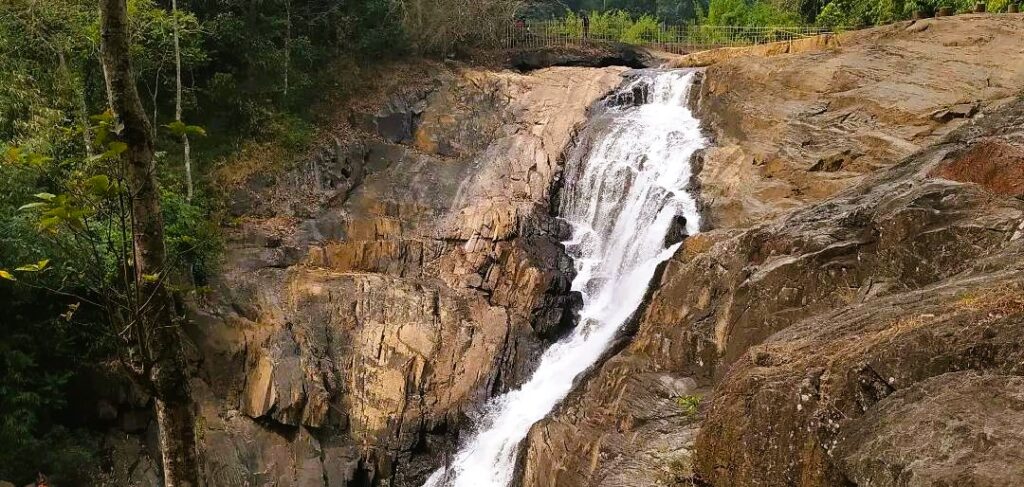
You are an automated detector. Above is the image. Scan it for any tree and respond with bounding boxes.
[98,0,200,484]
[172,0,194,201]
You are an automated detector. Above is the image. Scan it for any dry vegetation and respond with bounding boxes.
[400,0,521,54]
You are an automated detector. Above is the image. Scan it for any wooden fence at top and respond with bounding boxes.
[504,21,832,54]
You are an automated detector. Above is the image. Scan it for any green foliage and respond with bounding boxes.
[988,0,1011,11]
[706,0,801,25]
[130,0,206,113]
[0,0,424,479]
[815,0,905,28]
[165,120,208,138]
[623,14,666,43]
[564,0,709,23]
[161,189,222,286]
[675,394,702,417]
[0,0,97,152]
[559,10,676,43]
[0,151,109,485]
[0,125,220,482]
[349,0,407,55]
[563,0,1008,31]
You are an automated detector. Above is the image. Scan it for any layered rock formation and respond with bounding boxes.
[693,14,1024,228]
[167,65,626,486]
[521,15,1024,487]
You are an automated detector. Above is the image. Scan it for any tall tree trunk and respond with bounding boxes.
[283,0,291,97]
[172,0,193,201]
[98,1,201,486]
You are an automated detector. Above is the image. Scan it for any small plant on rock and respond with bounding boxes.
[675,394,702,417]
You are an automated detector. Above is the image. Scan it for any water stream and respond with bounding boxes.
[423,69,706,487]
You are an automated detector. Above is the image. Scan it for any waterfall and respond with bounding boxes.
[423,69,706,487]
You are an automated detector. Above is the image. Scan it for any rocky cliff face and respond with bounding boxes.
[694,14,1024,229]
[521,15,1024,487]
[154,65,626,486]
[103,16,1024,487]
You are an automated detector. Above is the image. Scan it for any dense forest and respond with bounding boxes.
[0,0,1016,485]
[0,0,406,483]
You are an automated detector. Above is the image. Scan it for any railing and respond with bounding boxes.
[504,21,833,54]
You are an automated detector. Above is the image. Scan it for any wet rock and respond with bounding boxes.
[510,44,655,71]
[227,188,254,217]
[606,77,651,107]
[105,433,161,487]
[120,408,150,433]
[664,214,689,246]
[375,111,413,143]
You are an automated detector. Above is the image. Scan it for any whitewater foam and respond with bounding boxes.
[423,69,706,487]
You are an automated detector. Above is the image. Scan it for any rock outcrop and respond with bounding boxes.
[693,15,1024,229]
[691,100,1024,485]
[521,15,1024,487]
[132,65,625,486]
[510,44,655,71]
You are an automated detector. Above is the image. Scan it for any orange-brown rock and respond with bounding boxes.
[692,15,1024,229]
[180,65,626,486]
[521,16,1024,487]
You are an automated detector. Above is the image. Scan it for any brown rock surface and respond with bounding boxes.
[521,18,1024,487]
[834,371,1024,486]
[692,15,1024,229]
[180,65,626,486]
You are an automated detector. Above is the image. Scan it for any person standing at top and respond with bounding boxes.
[582,13,591,40]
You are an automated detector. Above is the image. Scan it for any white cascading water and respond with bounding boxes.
[423,69,706,487]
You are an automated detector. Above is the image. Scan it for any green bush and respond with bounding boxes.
[0,164,108,484]
[623,14,666,43]
[706,0,800,26]
[675,394,702,417]
[816,0,906,28]
[988,0,1011,11]
[161,189,223,287]
[558,11,672,43]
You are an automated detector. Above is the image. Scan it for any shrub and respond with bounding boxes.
[987,0,1010,11]
[816,0,908,28]
[675,394,702,417]
[706,0,800,26]
[557,10,671,43]
[622,14,665,43]
[161,189,223,287]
